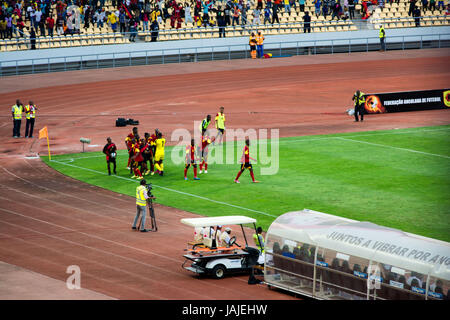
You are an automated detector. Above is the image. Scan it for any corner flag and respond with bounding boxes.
[39,126,51,160]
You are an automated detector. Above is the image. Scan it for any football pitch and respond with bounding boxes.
[42,125,450,242]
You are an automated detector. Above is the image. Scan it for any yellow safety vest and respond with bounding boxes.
[253,233,265,253]
[358,92,365,105]
[256,34,264,45]
[25,104,36,119]
[13,104,23,120]
[354,92,365,106]
[199,118,210,132]
[136,185,147,206]
[379,27,385,39]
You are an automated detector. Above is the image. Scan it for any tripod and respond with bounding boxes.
[137,197,157,232]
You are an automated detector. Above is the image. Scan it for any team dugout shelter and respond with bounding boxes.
[263,209,450,300]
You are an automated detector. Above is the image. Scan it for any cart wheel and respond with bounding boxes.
[212,264,226,279]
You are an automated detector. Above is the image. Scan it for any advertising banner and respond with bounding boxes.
[364,89,450,114]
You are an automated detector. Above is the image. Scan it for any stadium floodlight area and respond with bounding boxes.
[264,209,450,300]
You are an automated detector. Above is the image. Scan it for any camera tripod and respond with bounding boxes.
[137,197,157,232]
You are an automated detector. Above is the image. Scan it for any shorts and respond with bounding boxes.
[240,162,252,171]
[201,148,208,159]
[217,128,224,134]
[155,153,164,162]
[143,153,152,162]
[185,159,197,169]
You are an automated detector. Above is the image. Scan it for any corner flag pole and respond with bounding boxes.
[39,126,51,160]
[46,134,51,161]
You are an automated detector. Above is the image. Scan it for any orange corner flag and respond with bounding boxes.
[39,126,51,160]
[39,126,48,139]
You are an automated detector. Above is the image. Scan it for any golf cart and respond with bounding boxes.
[181,216,264,279]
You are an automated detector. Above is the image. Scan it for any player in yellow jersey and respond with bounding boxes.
[214,106,226,145]
[154,131,166,176]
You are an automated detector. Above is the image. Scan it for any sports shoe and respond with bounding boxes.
[144,170,150,175]
[151,171,155,175]
[194,177,200,180]
[127,166,131,170]
[140,229,149,232]
[199,170,203,174]
[184,177,188,180]
[204,170,208,174]
[234,180,240,184]
[131,175,137,179]
[137,176,144,180]
[132,227,137,230]
[252,180,260,183]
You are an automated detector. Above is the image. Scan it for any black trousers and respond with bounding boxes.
[13,119,21,137]
[354,104,364,121]
[107,159,117,174]
[25,118,35,137]
[219,26,225,37]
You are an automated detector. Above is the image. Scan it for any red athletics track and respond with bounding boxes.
[0,48,449,300]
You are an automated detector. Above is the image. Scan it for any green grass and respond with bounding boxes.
[41,125,450,242]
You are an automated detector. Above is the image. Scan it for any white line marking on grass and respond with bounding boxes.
[336,137,450,159]
[50,159,277,219]
[281,127,450,144]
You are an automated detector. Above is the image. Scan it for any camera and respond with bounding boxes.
[146,183,154,198]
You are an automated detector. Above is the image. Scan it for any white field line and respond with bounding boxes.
[336,137,450,159]
[54,127,450,161]
[50,159,277,219]
[280,127,450,144]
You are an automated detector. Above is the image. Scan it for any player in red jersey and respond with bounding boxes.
[199,133,215,174]
[184,139,200,180]
[143,132,154,175]
[234,138,259,183]
[125,127,139,171]
[130,139,144,180]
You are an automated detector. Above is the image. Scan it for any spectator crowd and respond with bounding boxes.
[1,0,449,40]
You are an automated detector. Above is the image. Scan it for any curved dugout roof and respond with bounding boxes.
[181,216,257,228]
[267,209,450,280]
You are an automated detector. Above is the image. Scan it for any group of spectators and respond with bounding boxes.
[1,0,449,41]
[0,0,364,41]
[408,0,447,26]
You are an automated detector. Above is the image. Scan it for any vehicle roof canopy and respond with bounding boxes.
[181,216,257,228]
[267,209,450,280]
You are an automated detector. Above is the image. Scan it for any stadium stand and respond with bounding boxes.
[0,0,448,51]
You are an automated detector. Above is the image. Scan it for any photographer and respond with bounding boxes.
[132,179,151,232]
[103,137,117,175]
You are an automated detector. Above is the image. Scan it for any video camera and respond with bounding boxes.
[146,183,154,198]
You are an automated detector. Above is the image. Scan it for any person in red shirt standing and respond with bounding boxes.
[234,138,259,184]
[131,138,144,180]
[46,15,55,37]
[199,133,215,174]
[185,139,200,180]
[102,137,117,175]
[125,127,139,171]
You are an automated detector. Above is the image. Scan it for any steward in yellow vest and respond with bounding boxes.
[11,99,23,138]
[24,101,37,138]
[352,90,366,122]
[132,179,150,232]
